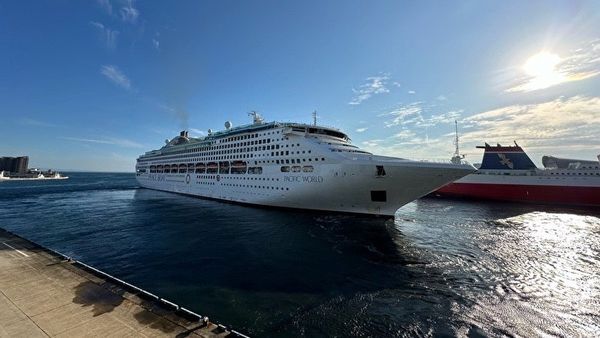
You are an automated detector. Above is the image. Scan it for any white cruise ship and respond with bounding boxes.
[135,113,475,217]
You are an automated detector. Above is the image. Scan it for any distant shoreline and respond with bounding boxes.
[54,170,135,174]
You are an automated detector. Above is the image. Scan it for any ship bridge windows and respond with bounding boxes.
[307,127,348,140]
[292,127,306,132]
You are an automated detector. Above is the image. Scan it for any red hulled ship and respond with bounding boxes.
[435,142,600,207]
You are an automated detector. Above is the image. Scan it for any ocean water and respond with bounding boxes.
[1,172,599,337]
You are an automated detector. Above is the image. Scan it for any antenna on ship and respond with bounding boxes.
[312,110,317,126]
[248,111,264,124]
[451,120,465,164]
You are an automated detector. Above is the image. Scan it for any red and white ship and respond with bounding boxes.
[435,141,600,207]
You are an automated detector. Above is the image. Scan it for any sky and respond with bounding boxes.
[1,1,599,172]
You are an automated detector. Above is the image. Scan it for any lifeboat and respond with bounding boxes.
[195,163,206,174]
[231,161,247,174]
[206,162,218,174]
[219,161,230,174]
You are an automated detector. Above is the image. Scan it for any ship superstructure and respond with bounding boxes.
[135,113,475,216]
[435,143,600,207]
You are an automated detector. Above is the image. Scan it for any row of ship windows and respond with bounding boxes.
[159,135,301,158]
[149,150,317,164]
[142,145,311,163]
[220,183,290,190]
[198,175,280,181]
[548,172,600,176]
[264,158,325,164]
[145,157,326,172]
[218,130,281,144]
[147,163,315,175]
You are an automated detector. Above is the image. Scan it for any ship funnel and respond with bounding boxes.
[476,143,537,170]
[180,130,189,138]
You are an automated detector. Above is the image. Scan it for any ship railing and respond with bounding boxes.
[416,159,473,165]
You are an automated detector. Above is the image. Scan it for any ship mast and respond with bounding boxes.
[312,111,317,126]
[451,120,464,164]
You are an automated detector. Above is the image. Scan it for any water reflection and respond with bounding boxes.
[397,200,600,337]
[460,212,600,337]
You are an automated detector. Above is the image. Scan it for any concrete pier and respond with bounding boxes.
[0,228,243,337]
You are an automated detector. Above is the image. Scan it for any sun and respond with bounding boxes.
[520,51,565,91]
[523,51,561,77]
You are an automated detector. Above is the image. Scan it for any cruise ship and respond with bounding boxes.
[435,142,600,207]
[135,113,475,217]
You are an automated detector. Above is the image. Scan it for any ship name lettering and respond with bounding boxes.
[283,175,323,183]
[302,176,323,183]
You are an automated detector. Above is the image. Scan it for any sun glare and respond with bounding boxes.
[519,51,565,91]
[523,51,561,77]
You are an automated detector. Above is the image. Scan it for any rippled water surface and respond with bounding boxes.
[1,173,599,337]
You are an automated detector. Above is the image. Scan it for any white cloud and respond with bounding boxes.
[152,38,159,50]
[392,81,401,88]
[359,134,451,161]
[100,65,131,90]
[359,97,600,161]
[506,39,600,93]
[61,136,144,148]
[392,129,416,139]
[189,128,206,137]
[379,102,462,128]
[120,0,139,23]
[461,95,600,154]
[436,95,447,101]
[362,139,383,147]
[379,102,423,127]
[97,0,112,15]
[408,90,416,94]
[355,127,368,133]
[418,110,463,127]
[349,74,390,105]
[90,21,119,49]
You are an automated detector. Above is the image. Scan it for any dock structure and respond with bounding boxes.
[0,228,245,338]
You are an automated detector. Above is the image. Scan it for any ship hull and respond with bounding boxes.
[436,175,600,207]
[137,160,474,217]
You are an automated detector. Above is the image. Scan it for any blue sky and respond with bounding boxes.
[1,1,599,171]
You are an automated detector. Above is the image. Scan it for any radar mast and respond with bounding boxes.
[248,111,264,124]
[451,120,465,164]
